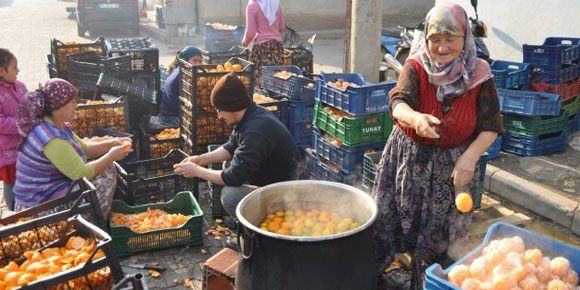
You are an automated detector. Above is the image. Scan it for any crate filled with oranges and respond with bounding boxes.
[110,191,203,256]
[179,98,231,155]
[262,65,316,101]
[253,90,289,126]
[50,37,106,80]
[70,97,129,138]
[139,125,181,159]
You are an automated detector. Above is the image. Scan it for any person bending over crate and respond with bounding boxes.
[174,72,301,218]
[12,79,132,216]
[149,46,203,129]
[372,4,504,289]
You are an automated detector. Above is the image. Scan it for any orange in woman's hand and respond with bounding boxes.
[455,192,473,213]
[123,141,132,150]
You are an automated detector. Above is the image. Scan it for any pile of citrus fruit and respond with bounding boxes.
[258,209,360,237]
[111,208,191,233]
[328,80,359,90]
[447,236,578,290]
[0,236,109,290]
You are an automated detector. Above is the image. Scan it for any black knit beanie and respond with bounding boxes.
[210,72,250,112]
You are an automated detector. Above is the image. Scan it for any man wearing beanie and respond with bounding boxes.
[174,72,302,218]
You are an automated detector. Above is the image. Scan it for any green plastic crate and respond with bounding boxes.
[110,191,203,257]
[563,95,580,116]
[502,109,569,136]
[313,101,393,146]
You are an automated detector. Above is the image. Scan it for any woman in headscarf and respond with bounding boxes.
[149,46,202,129]
[242,0,285,88]
[13,79,132,216]
[373,3,503,288]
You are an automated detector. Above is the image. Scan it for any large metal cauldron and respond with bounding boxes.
[235,180,378,290]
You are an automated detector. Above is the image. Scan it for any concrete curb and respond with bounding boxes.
[484,164,580,235]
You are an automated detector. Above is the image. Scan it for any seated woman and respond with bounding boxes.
[149,46,202,129]
[13,79,132,216]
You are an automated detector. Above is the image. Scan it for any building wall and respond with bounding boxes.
[436,0,580,62]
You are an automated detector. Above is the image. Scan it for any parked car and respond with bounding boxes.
[76,0,140,36]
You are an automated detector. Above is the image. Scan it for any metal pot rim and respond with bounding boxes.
[235,180,378,242]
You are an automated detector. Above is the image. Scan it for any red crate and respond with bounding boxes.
[530,77,580,102]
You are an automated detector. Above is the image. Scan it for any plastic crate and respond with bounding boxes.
[501,130,568,157]
[288,120,314,144]
[361,151,381,191]
[46,54,57,78]
[425,222,580,290]
[523,37,580,67]
[206,144,225,191]
[316,73,397,116]
[530,78,580,102]
[530,63,578,85]
[110,191,203,256]
[312,128,385,172]
[502,109,569,136]
[310,153,358,185]
[115,149,197,205]
[490,60,530,89]
[180,98,231,155]
[255,90,290,126]
[313,101,393,146]
[284,47,314,75]
[89,128,140,163]
[563,95,580,116]
[70,96,129,138]
[205,24,245,52]
[200,46,250,64]
[262,66,317,100]
[113,273,147,290]
[105,37,159,73]
[567,113,580,135]
[486,136,502,160]
[289,98,316,123]
[179,57,255,112]
[139,125,181,159]
[497,88,561,116]
[209,188,226,217]
[50,37,106,79]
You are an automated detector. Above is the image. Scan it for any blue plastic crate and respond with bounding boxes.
[316,73,397,116]
[289,99,315,123]
[490,60,530,89]
[288,120,313,143]
[523,37,580,67]
[205,24,245,52]
[485,136,502,160]
[497,89,561,116]
[530,63,578,85]
[262,66,316,100]
[312,128,385,172]
[567,113,580,135]
[310,153,358,185]
[501,130,568,156]
[425,222,580,290]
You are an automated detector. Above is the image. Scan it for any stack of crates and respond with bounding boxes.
[261,65,317,151]
[178,57,255,155]
[525,37,580,136]
[205,23,245,54]
[311,73,396,184]
[48,37,106,80]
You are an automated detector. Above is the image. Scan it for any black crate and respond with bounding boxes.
[106,37,159,73]
[284,47,313,75]
[51,37,106,79]
[132,71,161,95]
[115,149,197,205]
[113,273,148,290]
[89,128,141,163]
[200,46,250,64]
[67,52,132,99]
[180,99,231,155]
[46,54,57,78]
[179,57,255,112]
[254,91,290,126]
[0,216,124,290]
[71,96,130,138]
[139,125,181,159]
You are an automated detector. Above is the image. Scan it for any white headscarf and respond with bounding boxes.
[257,0,280,26]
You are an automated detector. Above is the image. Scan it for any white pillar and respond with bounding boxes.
[347,0,382,83]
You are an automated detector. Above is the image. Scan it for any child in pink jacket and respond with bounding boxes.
[0,48,28,211]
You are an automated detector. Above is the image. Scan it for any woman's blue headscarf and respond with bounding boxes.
[179,46,202,60]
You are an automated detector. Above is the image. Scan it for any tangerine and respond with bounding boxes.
[448,265,470,287]
[455,193,473,213]
[275,211,284,217]
[276,228,290,235]
[551,257,571,277]
[519,275,541,290]
[267,222,280,232]
[524,249,543,266]
[564,270,579,286]
[232,64,242,71]
[547,279,569,290]
[461,278,481,290]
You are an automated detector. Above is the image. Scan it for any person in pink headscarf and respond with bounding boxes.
[13,79,132,216]
[242,0,285,88]
[373,3,504,288]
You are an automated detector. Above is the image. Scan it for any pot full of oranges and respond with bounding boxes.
[234,180,378,290]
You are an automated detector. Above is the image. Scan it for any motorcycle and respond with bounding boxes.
[381,0,491,80]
